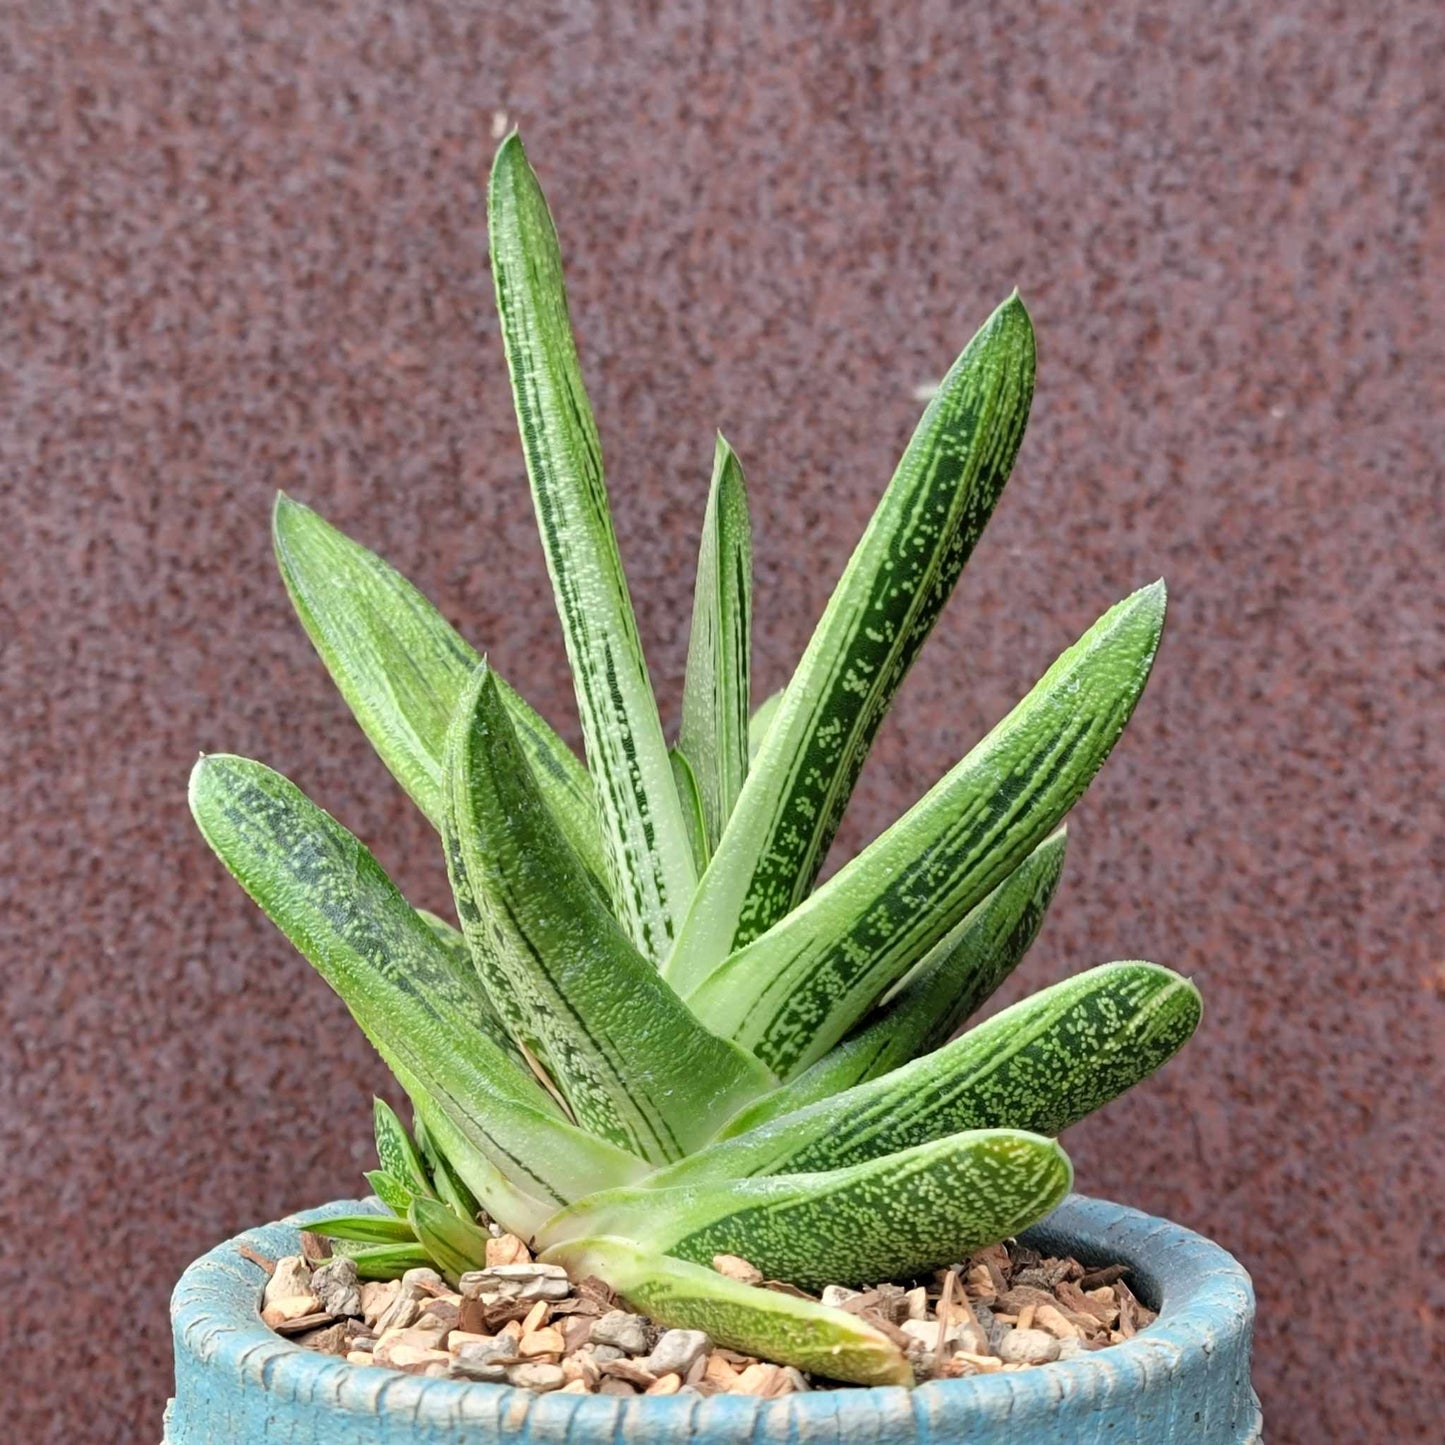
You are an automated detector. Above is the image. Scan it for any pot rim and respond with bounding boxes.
[170,1191,1257,1433]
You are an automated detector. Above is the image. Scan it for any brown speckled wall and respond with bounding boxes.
[1,3,1439,1439]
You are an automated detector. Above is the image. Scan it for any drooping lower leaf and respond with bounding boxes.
[540,1129,1071,1291]
[665,295,1037,992]
[684,582,1167,1077]
[444,667,774,1164]
[542,1236,911,1387]
[271,493,604,884]
[677,434,752,853]
[489,134,697,963]
[721,829,1067,1134]
[657,962,1200,1187]
[189,755,645,1218]
[409,1197,491,1281]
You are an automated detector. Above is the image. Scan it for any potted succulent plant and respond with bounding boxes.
[167,134,1260,1442]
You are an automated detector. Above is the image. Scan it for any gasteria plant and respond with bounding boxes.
[189,133,1200,1388]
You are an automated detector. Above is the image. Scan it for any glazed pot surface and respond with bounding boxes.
[166,1192,1261,1443]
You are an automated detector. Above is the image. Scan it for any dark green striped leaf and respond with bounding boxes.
[188,755,644,1219]
[721,829,1068,1133]
[541,1237,911,1386]
[684,582,1167,1077]
[271,494,605,885]
[665,296,1037,991]
[677,435,752,853]
[409,1197,491,1281]
[444,666,775,1165]
[659,962,1200,1186]
[669,747,711,873]
[301,1212,417,1244]
[489,134,696,963]
[414,1112,483,1224]
[344,1243,435,1280]
[541,1130,1071,1291]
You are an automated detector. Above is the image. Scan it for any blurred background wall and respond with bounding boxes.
[1,3,1439,1440]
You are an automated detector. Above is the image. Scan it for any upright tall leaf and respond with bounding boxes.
[489,134,696,963]
[272,494,605,885]
[665,295,1036,990]
[443,666,775,1165]
[685,583,1167,1076]
[677,435,752,852]
[188,755,644,1217]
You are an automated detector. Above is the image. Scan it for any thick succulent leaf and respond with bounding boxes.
[344,1243,435,1280]
[722,829,1067,1133]
[364,1170,416,1216]
[541,1130,1070,1291]
[542,1237,911,1387]
[677,435,752,853]
[444,667,775,1164]
[659,963,1200,1187]
[747,689,784,763]
[409,1197,490,1281]
[665,296,1036,991]
[669,747,711,873]
[685,582,1167,1076]
[189,755,645,1215]
[301,1212,418,1244]
[271,494,604,884]
[373,1098,436,1201]
[489,133,696,963]
[414,1112,484,1224]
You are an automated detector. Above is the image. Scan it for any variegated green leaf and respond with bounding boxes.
[541,1129,1071,1291]
[684,582,1167,1076]
[658,963,1199,1187]
[489,134,696,963]
[301,1212,417,1244]
[669,747,710,873]
[344,1243,435,1280]
[189,755,645,1218]
[409,1197,490,1281]
[373,1098,435,1201]
[665,296,1036,991]
[272,494,605,885]
[677,435,752,853]
[364,1170,416,1216]
[748,689,784,763]
[414,1112,483,1224]
[542,1237,911,1387]
[444,666,775,1165]
[722,829,1067,1133]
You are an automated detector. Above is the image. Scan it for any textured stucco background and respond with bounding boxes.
[1,3,1440,1440]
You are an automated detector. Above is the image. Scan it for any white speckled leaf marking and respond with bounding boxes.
[665,295,1036,993]
[187,754,642,1212]
[686,583,1167,1077]
[541,1130,1072,1290]
[489,135,696,964]
[719,828,1068,1133]
[656,962,1200,1186]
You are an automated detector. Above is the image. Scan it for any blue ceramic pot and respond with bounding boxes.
[166,1193,1260,1443]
